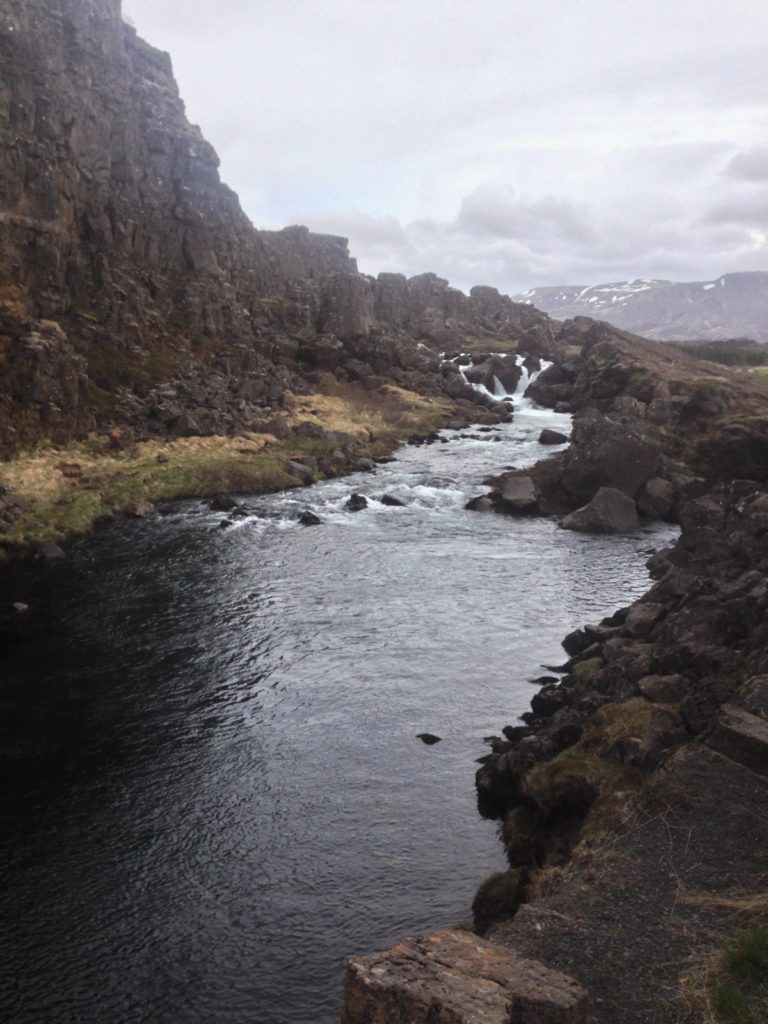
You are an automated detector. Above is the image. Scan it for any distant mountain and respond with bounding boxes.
[514,271,768,342]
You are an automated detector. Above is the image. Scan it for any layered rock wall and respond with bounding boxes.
[0,0,558,456]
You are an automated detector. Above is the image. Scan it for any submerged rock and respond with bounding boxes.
[416,733,442,745]
[380,494,406,507]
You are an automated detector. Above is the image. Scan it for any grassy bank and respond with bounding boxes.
[0,384,456,559]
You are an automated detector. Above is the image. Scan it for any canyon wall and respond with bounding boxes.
[0,0,555,456]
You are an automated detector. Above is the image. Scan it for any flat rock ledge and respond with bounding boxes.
[340,929,589,1024]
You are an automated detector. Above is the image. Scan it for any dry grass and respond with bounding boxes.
[0,433,296,554]
[285,381,452,448]
[0,382,459,555]
[677,895,768,1023]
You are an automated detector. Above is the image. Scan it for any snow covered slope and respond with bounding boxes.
[514,272,768,342]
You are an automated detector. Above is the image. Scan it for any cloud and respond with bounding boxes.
[125,0,768,291]
[724,147,768,181]
[456,186,593,246]
[704,195,768,227]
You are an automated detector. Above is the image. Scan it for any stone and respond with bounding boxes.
[636,477,675,520]
[560,487,640,534]
[416,733,442,745]
[499,476,539,514]
[340,930,589,1024]
[35,544,65,562]
[466,495,494,512]
[624,602,664,638]
[210,493,239,511]
[121,499,155,518]
[539,428,569,445]
[345,494,368,512]
[12,602,30,614]
[380,494,406,507]
[707,704,768,776]
[298,510,321,526]
[637,674,689,703]
[285,461,315,485]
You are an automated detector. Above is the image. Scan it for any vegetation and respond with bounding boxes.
[472,870,523,931]
[669,342,768,368]
[681,922,768,1023]
[0,382,460,558]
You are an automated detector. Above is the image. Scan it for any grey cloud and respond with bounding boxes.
[127,0,768,293]
[457,186,593,245]
[725,147,768,181]
[704,195,768,227]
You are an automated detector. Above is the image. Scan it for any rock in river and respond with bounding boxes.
[345,494,368,512]
[560,486,639,534]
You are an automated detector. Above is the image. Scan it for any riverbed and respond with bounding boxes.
[0,389,678,1024]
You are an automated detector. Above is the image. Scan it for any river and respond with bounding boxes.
[0,375,678,1024]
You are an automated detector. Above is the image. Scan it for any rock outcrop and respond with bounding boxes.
[341,930,589,1024]
[0,0,559,458]
[470,475,768,1019]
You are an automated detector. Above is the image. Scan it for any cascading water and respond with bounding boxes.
[0,387,678,1024]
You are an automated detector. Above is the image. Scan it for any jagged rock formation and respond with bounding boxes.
[0,0,555,458]
[515,271,768,342]
[478,319,768,526]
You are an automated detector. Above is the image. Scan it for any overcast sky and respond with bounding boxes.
[125,0,768,295]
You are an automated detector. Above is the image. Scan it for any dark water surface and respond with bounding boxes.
[0,396,677,1024]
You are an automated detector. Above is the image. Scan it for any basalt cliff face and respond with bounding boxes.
[0,0,553,459]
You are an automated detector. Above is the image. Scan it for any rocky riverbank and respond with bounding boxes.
[343,327,768,1023]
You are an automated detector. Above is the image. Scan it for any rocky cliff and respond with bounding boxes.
[0,0,556,460]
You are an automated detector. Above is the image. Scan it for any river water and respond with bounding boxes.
[0,376,677,1024]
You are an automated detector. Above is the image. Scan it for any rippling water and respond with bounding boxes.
[0,388,677,1024]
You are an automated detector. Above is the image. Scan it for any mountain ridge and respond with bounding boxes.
[514,271,768,342]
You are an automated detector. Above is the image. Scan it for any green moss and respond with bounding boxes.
[709,927,768,1023]
[572,656,604,681]
[502,805,540,867]
[0,443,301,556]
[472,870,523,931]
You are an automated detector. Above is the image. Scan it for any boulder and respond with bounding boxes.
[499,475,539,514]
[285,460,315,485]
[465,495,494,513]
[638,674,689,703]
[707,704,768,775]
[210,493,239,511]
[637,477,675,520]
[121,500,156,518]
[560,411,660,501]
[345,494,368,512]
[624,602,664,638]
[380,494,406,507]
[298,510,321,526]
[35,544,66,562]
[340,930,589,1024]
[539,428,569,445]
[560,487,640,534]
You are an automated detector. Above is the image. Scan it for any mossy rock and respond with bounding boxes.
[502,805,541,868]
[472,870,523,931]
[572,656,604,682]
